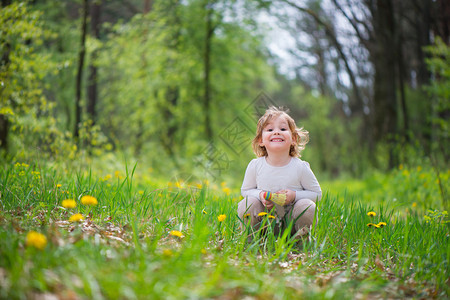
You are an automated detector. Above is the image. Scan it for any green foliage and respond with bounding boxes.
[423,37,450,155]
[96,1,276,170]
[0,3,53,115]
[0,2,74,159]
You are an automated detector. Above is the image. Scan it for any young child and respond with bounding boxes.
[238,106,322,237]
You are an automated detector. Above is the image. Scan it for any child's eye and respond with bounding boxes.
[266,128,273,132]
[281,128,287,131]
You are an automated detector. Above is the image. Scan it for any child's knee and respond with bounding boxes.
[237,196,265,227]
[237,196,264,218]
[293,199,316,223]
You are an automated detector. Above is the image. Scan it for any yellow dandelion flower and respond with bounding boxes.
[412,202,417,208]
[103,174,112,181]
[218,214,226,222]
[175,181,183,189]
[367,211,376,217]
[196,183,203,189]
[377,222,387,227]
[258,212,268,217]
[114,171,121,178]
[81,195,98,206]
[201,248,207,255]
[268,215,276,219]
[26,231,47,250]
[69,213,84,222]
[56,184,62,188]
[21,163,29,168]
[162,249,173,257]
[169,230,183,238]
[61,199,76,209]
[138,190,144,195]
[367,223,380,228]
[243,213,250,218]
[222,187,231,196]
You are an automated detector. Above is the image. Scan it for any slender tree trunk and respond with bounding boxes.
[0,40,11,152]
[87,0,102,125]
[135,0,153,156]
[74,0,89,138]
[204,1,214,141]
[157,0,181,161]
[0,115,9,151]
[396,1,408,143]
[415,0,432,87]
[372,0,398,168]
[0,1,11,151]
[143,0,153,13]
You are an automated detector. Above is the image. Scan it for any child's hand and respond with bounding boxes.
[259,191,274,209]
[279,189,296,205]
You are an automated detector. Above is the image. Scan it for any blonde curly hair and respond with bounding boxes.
[252,106,309,157]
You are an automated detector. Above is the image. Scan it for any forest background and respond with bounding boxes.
[0,0,448,197]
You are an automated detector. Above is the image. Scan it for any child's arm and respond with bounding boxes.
[241,160,274,209]
[241,159,262,200]
[295,161,322,202]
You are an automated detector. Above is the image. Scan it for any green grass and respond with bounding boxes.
[0,160,448,299]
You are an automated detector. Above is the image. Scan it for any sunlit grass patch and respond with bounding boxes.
[322,164,447,215]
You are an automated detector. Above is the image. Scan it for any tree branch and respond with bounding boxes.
[281,0,363,107]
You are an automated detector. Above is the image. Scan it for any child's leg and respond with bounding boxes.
[287,199,316,237]
[237,196,265,228]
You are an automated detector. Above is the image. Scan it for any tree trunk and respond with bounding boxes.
[396,3,408,143]
[0,115,9,151]
[204,0,214,141]
[74,0,89,138]
[157,0,181,160]
[371,0,398,168]
[414,0,432,87]
[0,0,11,151]
[143,0,153,14]
[87,0,102,125]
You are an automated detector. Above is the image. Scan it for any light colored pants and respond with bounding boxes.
[237,196,316,236]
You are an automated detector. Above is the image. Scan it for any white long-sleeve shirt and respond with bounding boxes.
[241,156,322,203]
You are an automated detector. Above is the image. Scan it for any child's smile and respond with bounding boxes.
[270,137,284,142]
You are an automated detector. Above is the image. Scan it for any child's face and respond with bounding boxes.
[259,115,294,155]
